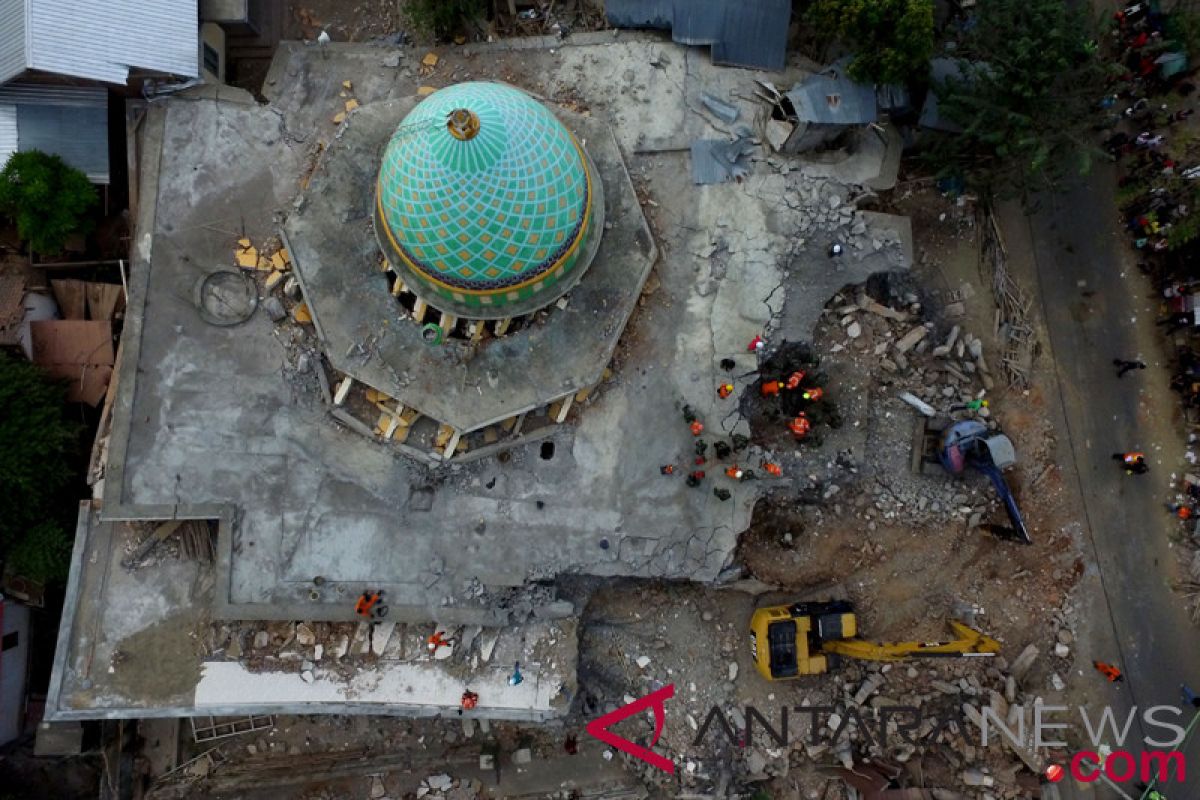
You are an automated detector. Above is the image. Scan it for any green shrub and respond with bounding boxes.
[406,0,485,41]
[0,353,81,583]
[0,150,96,255]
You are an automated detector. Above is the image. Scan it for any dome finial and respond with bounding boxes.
[447,108,480,141]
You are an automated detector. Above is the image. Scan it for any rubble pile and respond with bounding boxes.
[577,583,1082,799]
[205,617,573,687]
[810,286,1011,534]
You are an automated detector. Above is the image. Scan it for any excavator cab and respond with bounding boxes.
[750,601,856,680]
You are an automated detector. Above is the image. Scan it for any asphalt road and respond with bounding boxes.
[1022,162,1200,795]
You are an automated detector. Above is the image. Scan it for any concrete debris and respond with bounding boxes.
[512,747,532,765]
[690,136,756,184]
[699,92,740,124]
[895,325,929,354]
[1009,644,1039,682]
[899,391,936,418]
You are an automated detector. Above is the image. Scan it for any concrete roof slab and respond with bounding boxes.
[285,98,655,433]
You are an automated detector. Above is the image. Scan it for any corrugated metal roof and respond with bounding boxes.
[0,104,16,170]
[22,0,198,85]
[606,0,790,71]
[0,0,27,85]
[0,84,107,107]
[786,59,877,125]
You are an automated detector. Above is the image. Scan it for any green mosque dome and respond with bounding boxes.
[374,81,603,320]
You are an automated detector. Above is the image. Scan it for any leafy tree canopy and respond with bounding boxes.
[0,353,80,582]
[0,150,97,255]
[927,0,1106,199]
[406,0,484,41]
[808,0,936,85]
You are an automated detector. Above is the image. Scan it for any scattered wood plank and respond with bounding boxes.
[51,278,87,319]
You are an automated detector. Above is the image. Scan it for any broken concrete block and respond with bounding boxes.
[846,321,862,339]
[894,325,928,354]
[512,748,532,765]
[295,624,316,646]
[962,768,994,787]
[371,621,395,655]
[369,775,385,799]
[728,662,738,681]
[253,630,269,649]
[636,655,651,669]
[422,52,439,67]
[425,774,452,791]
[262,296,286,322]
[1009,644,1039,681]
[479,753,494,770]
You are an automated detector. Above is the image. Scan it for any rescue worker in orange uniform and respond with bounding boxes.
[1093,660,1124,682]
[717,382,734,399]
[785,371,806,390]
[789,414,811,439]
[762,462,782,477]
[355,590,387,619]
[761,380,784,397]
[1112,451,1148,474]
[802,387,824,402]
[660,464,675,475]
[725,465,744,480]
[461,690,479,709]
[690,420,704,436]
[427,630,452,655]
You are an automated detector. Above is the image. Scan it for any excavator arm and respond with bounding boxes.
[821,620,1001,662]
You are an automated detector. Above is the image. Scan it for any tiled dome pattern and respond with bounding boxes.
[375,82,593,304]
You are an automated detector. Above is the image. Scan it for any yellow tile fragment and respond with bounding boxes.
[453,36,466,45]
[265,270,285,290]
[293,302,312,323]
[257,255,272,271]
[237,237,252,249]
[342,80,353,90]
[270,251,288,270]
[365,388,391,404]
[332,110,346,124]
[417,86,436,97]
[345,98,359,112]
[235,246,259,268]
[422,52,439,67]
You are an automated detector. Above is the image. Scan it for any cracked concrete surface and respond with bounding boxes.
[52,34,912,717]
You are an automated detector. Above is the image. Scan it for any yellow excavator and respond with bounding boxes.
[750,600,1001,680]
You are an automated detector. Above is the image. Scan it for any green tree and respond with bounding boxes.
[807,0,935,84]
[0,354,80,583]
[0,150,96,256]
[925,0,1106,199]
[406,0,484,41]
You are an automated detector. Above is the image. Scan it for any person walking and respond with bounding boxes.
[1113,451,1149,474]
[1094,660,1125,682]
[508,661,523,686]
[1114,358,1148,377]
[1181,683,1200,708]
[717,382,734,399]
[660,464,675,475]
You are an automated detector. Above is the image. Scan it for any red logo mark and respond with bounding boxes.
[585,684,675,774]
